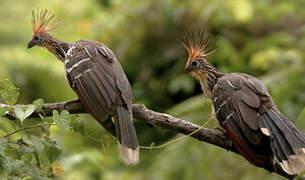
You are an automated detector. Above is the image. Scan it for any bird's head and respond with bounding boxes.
[183,31,215,78]
[27,9,57,49]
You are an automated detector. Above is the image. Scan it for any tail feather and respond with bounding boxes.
[119,143,139,165]
[267,110,305,150]
[259,109,305,175]
[259,115,288,161]
[277,113,305,145]
[114,106,139,165]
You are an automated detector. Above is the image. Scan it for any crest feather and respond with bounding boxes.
[182,30,215,64]
[31,8,57,34]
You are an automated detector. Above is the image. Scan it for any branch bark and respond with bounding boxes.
[0,100,294,179]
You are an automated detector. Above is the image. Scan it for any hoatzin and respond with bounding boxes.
[27,9,139,164]
[183,31,305,176]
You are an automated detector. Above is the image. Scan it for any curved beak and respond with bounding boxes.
[27,39,36,49]
[184,65,195,73]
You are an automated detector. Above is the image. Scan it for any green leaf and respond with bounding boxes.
[72,117,85,136]
[0,154,7,174]
[44,139,62,163]
[13,104,35,123]
[5,145,19,159]
[33,99,44,111]
[0,79,19,106]
[5,158,24,175]
[0,107,6,116]
[0,108,7,123]
[4,158,45,179]
[23,135,45,153]
[7,176,22,180]
[31,136,45,153]
[53,110,70,131]
[19,143,35,155]
[25,165,46,180]
[39,152,51,175]
[0,107,6,123]
[46,146,61,164]
[0,137,8,155]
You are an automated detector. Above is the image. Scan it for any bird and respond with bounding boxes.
[27,9,139,164]
[183,31,305,176]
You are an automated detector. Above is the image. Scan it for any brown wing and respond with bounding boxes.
[65,41,139,164]
[213,74,263,144]
[213,73,272,167]
[65,41,132,115]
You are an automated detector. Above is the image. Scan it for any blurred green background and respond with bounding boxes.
[1,0,305,179]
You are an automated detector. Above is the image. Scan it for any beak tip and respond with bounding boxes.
[27,43,33,49]
[184,67,192,73]
[27,39,36,49]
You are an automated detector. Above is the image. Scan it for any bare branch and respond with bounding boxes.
[131,103,232,150]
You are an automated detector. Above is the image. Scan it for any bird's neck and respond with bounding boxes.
[195,64,223,98]
[44,33,70,62]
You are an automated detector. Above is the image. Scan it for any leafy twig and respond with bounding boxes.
[4,123,56,138]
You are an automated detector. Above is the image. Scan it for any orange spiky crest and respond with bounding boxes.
[31,8,57,35]
[182,30,215,66]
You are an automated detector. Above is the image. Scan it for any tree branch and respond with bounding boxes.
[0,100,294,179]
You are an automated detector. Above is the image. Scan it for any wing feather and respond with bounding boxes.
[214,74,263,146]
[75,74,109,121]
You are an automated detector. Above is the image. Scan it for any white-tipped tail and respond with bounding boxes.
[119,143,139,165]
[279,148,305,175]
[259,110,305,175]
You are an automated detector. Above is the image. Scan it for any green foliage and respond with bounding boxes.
[0,137,8,155]
[0,79,19,106]
[71,117,85,136]
[0,79,66,179]
[33,99,44,111]
[14,104,35,123]
[53,110,70,131]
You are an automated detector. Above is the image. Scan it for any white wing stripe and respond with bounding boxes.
[84,46,93,57]
[65,46,76,64]
[66,58,90,73]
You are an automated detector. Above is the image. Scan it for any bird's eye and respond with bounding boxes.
[191,60,202,68]
[34,34,44,42]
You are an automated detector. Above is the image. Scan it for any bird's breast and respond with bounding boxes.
[199,78,212,98]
